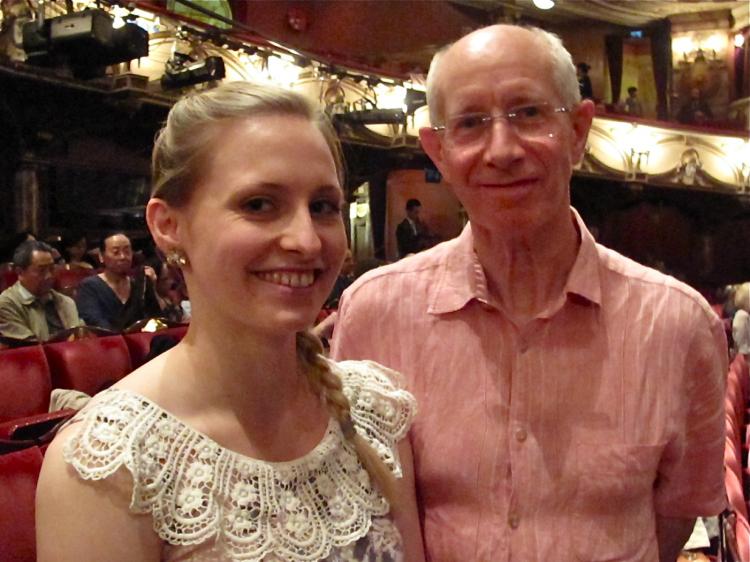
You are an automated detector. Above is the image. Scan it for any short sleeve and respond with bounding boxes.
[654,307,727,517]
[331,359,418,477]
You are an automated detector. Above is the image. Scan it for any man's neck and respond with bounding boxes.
[472,211,580,324]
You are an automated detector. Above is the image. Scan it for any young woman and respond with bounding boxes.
[36,82,424,562]
[61,232,96,270]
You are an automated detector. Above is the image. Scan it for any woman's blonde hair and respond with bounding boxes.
[151,81,399,506]
[152,81,344,206]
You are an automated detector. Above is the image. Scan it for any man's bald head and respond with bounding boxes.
[425,25,580,125]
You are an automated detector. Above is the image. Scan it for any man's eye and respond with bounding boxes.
[243,198,274,213]
[310,199,342,216]
[452,114,487,131]
[512,105,543,120]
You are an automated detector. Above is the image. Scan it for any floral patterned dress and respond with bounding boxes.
[63,360,417,562]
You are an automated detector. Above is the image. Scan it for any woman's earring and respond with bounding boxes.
[166,249,189,268]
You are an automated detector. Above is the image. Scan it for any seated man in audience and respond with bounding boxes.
[0,240,83,342]
[76,233,162,332]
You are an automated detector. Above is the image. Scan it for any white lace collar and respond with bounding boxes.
[63,360,417,561]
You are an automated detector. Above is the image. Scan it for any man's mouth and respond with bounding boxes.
[479,178,537,189]
[255,271,316,288]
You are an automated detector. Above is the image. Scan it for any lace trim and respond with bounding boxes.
[63,359,417,561]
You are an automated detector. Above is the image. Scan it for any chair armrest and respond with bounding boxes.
[0,409,77,440]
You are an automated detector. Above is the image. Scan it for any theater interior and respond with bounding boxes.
[0,0,747,287]
[1,2,750,561]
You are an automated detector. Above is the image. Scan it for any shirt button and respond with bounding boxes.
[508,512,520,529]
[515,427,527,442]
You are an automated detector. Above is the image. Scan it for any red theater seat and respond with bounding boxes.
[0,445,43,562]
[0,346,52,423]
[737,514,750,562]
[44,335,132,396]
[727,469,750,522]
[0,267,17,292]
[123,326,188,369]
[53,267,96,299]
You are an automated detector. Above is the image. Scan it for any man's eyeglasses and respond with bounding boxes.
[432,102,570,147]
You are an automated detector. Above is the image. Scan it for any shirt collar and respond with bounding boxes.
[14,281,54,305]
[565,208,602,307]
[428,208,601,316]
[15,281,37,305]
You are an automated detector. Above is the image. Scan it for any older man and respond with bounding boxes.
[0,240,82,342]
[331,25,726,562]
[76,233,162,332]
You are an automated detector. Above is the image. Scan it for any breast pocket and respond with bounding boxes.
[572,443,664,562]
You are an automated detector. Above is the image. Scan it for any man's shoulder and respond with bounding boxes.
[596,243,716,321]
[0,283,22,306]
[77,274,104,293]
[346,240,454,299]
[78,274,100,286]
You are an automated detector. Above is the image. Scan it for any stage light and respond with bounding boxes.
[21,8,148,78]
[404,89,427,115]
[336,108,405,125]
[161,54,226,89]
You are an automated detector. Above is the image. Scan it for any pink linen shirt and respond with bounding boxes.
[331,210,727,562]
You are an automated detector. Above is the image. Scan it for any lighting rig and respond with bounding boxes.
[22,7,148,79]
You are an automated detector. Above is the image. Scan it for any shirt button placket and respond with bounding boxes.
[514,427,527,443]
[508,512,520,529]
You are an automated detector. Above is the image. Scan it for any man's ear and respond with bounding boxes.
[570,99,595,165]
[419,127,447,175]
[146,198,182,254]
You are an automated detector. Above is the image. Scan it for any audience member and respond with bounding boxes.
[576,61,593,99]
[60,231,96,270]
[0,239,83,342]
[732,282,750,357]
[37,81,424,562]
[151,257,186,323]
[325,247,355,308]
[678,88,713,125]
[624,86,644,117]
[332,24,727,561]
[396,198,433,258]
[75,232,162,331]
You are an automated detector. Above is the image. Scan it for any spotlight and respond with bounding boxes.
[404,89,427,115]
[22,9,148,78]
[336,108,405,125]
[161,54,226,89]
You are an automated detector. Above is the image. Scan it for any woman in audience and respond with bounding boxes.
[733,282,750,358]
[36,81,424,562]
[60,232,96,270]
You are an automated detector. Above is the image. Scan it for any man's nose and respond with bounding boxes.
[482,118,526,167]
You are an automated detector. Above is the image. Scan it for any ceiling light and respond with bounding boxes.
[735,34,745,48]
[532,0,555,10]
